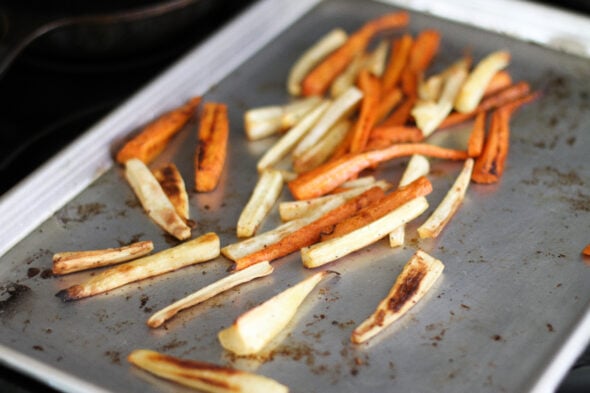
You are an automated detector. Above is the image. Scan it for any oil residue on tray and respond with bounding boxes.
[0,283,32,320]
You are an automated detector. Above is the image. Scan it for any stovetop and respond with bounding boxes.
[0,0,588,392]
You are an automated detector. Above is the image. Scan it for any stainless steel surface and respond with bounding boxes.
[0,0,589,392]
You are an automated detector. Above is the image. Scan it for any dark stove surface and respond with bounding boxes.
[0,0,252,196]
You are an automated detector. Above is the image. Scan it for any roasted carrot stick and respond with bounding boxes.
[233,186,385,270]
[375,87,403,124]
[439,81,531,129]
[366,126,424,150]
[321,176,432,241]
[289,143,467,200]
[195,102,229,192]
[301,11,410,96]
[401,30,441,96]
[380,95,416,127]
[467,111,486,158]
[471,109,502,184]
[483,70,512,98]
[583,244,590,256]
[382,34,413,91]
[350,70,381,154]
[116,96,201,164]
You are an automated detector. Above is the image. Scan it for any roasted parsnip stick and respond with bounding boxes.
[152,163,189,221]
[128,349,288,393]
[222,198,343,261]
[237,169,284,238]
[218,270,334,355]
[412,57,469,137]
[301,197,428,268]
[257,101,330,172]
[293,119,351,173]
[125,158,191,240]
[389,155,430,247]
[454,51,511,113]
[293,86,362,159]
[56,233,220,302]
[351,250,444,344]
[148,262,274,328]
[418,158,474,239]
[245,96,323,141]
[116,96,201,164]
[52,241,154,275]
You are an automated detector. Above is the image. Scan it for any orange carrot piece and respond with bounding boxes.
[483,70,512,98]
[401,30,441,96]
[471,110,502,184]
[195,102,229,192]
[375,87,403,124]
[583,244,590,256]
[301,12,410,96]
[439,82,531,129]
[382,34,413,91]
[350,70,381,154]
[289,143,467,200]
[321,176,432,241]
[380,95,416,127]
[366,125,424,150]
[116,97,201,164]
[233,187,385,270]
[467,111,486,158]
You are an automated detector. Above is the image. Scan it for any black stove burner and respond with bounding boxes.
[0,0,252,196]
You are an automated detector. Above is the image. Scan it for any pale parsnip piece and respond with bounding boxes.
[418,158,474,239]
[293,86,363,158]
[125,158,191,240]
[351,250,444,344]
[330,53,364,98]
[454,50,511,113]
[52,241,154,275]
[237,169,284,238]
[389,155,430,247]
[287,28,348,96]
[293,119,351,173]
[340,176,376,189]
[128,349,289,393]
[412,58,469,137]
[152,163,189,221]
[218,270,333,355]
[302,197,429,268]
[244,96,323,141]
[222,197,343,261]
[279,180,391,222]
[244,106,282,141]
[148,262,274,328]
[418,74,443,102]
[56,233,220,301]
[257,101,330,172]
[365,39,389,77]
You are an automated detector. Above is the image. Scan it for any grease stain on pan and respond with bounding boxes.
[0,283,32,320]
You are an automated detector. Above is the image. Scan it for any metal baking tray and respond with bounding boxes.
[0,0,589,392]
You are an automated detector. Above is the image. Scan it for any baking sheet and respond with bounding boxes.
[1,0,590,392]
